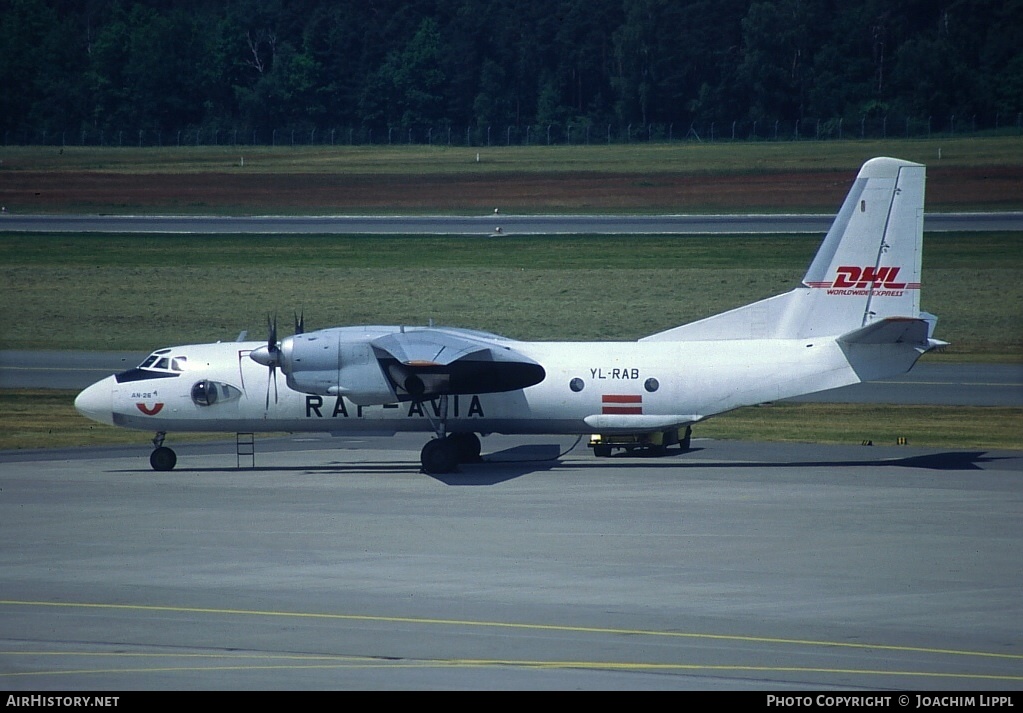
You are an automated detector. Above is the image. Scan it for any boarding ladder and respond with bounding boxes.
[236,432,255,468]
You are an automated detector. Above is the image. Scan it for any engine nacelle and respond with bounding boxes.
[251,325,545,406]
[279,332,397,405]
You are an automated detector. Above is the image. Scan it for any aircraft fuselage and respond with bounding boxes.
[76,333,922,437]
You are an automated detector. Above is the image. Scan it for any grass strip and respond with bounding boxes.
[4,138,1022,175]
[2,232,1020,356]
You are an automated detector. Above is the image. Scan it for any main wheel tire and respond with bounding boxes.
[448,432,482,462]
[421,438,459,475]
[150,446,177,471]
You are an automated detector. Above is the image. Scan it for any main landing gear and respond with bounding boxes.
[150,431,177,471]
[420,432,482,475]
[418,393,481,475]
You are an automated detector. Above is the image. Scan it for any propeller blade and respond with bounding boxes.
[265,364,278,409]
[265,367,272,409]
[267,313,278,352]
[262,313,281,408]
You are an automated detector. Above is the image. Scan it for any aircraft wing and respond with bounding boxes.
[372,328,495,366]
[370,328,546,399]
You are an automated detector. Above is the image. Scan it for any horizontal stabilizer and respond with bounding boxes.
[837,317,930,346]
[836,315,945,383]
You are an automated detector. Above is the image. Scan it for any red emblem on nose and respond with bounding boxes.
[136,403,164,416]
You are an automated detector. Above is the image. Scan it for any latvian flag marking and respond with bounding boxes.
[602,394,642,415]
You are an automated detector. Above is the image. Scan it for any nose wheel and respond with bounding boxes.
[150,432,177,471]
[150,447,177,471]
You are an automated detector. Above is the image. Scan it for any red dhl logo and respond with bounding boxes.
[807,266,919,291]
[136,402,164,416]
[834,266,906,288]
[602,394,642,415]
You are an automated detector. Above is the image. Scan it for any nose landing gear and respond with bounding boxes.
[150,431,177,471]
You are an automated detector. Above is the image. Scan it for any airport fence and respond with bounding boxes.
[5,114,1022,148]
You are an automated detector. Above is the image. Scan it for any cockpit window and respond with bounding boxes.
[117,349,183,384]
[138,352,187,372]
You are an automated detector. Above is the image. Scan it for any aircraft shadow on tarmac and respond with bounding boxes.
[110,447,1014,482]
[370,447,1011,480]
[559,449,1012,472]
[109,443,564,484]
[432,443,565,484]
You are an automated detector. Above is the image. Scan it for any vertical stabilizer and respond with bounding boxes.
[799,156,925,332]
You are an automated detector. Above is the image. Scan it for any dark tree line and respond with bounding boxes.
[2,0,1021,143]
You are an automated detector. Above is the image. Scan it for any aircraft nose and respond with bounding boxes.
[74,376,115,426]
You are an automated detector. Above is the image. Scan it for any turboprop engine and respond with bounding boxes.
[250,330,398,406]
[250,324,547,407]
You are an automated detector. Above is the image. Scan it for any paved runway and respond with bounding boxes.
[787,361,1023,407]
[2,211,1022,234]
[0,350,149,390]
[1,434,1020,690]
[2,350,1020,406]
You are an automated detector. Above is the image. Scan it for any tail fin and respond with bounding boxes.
[642,157,926,343]
[800,156,924,330]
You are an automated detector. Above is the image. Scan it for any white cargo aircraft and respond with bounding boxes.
[75,157,945,473]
